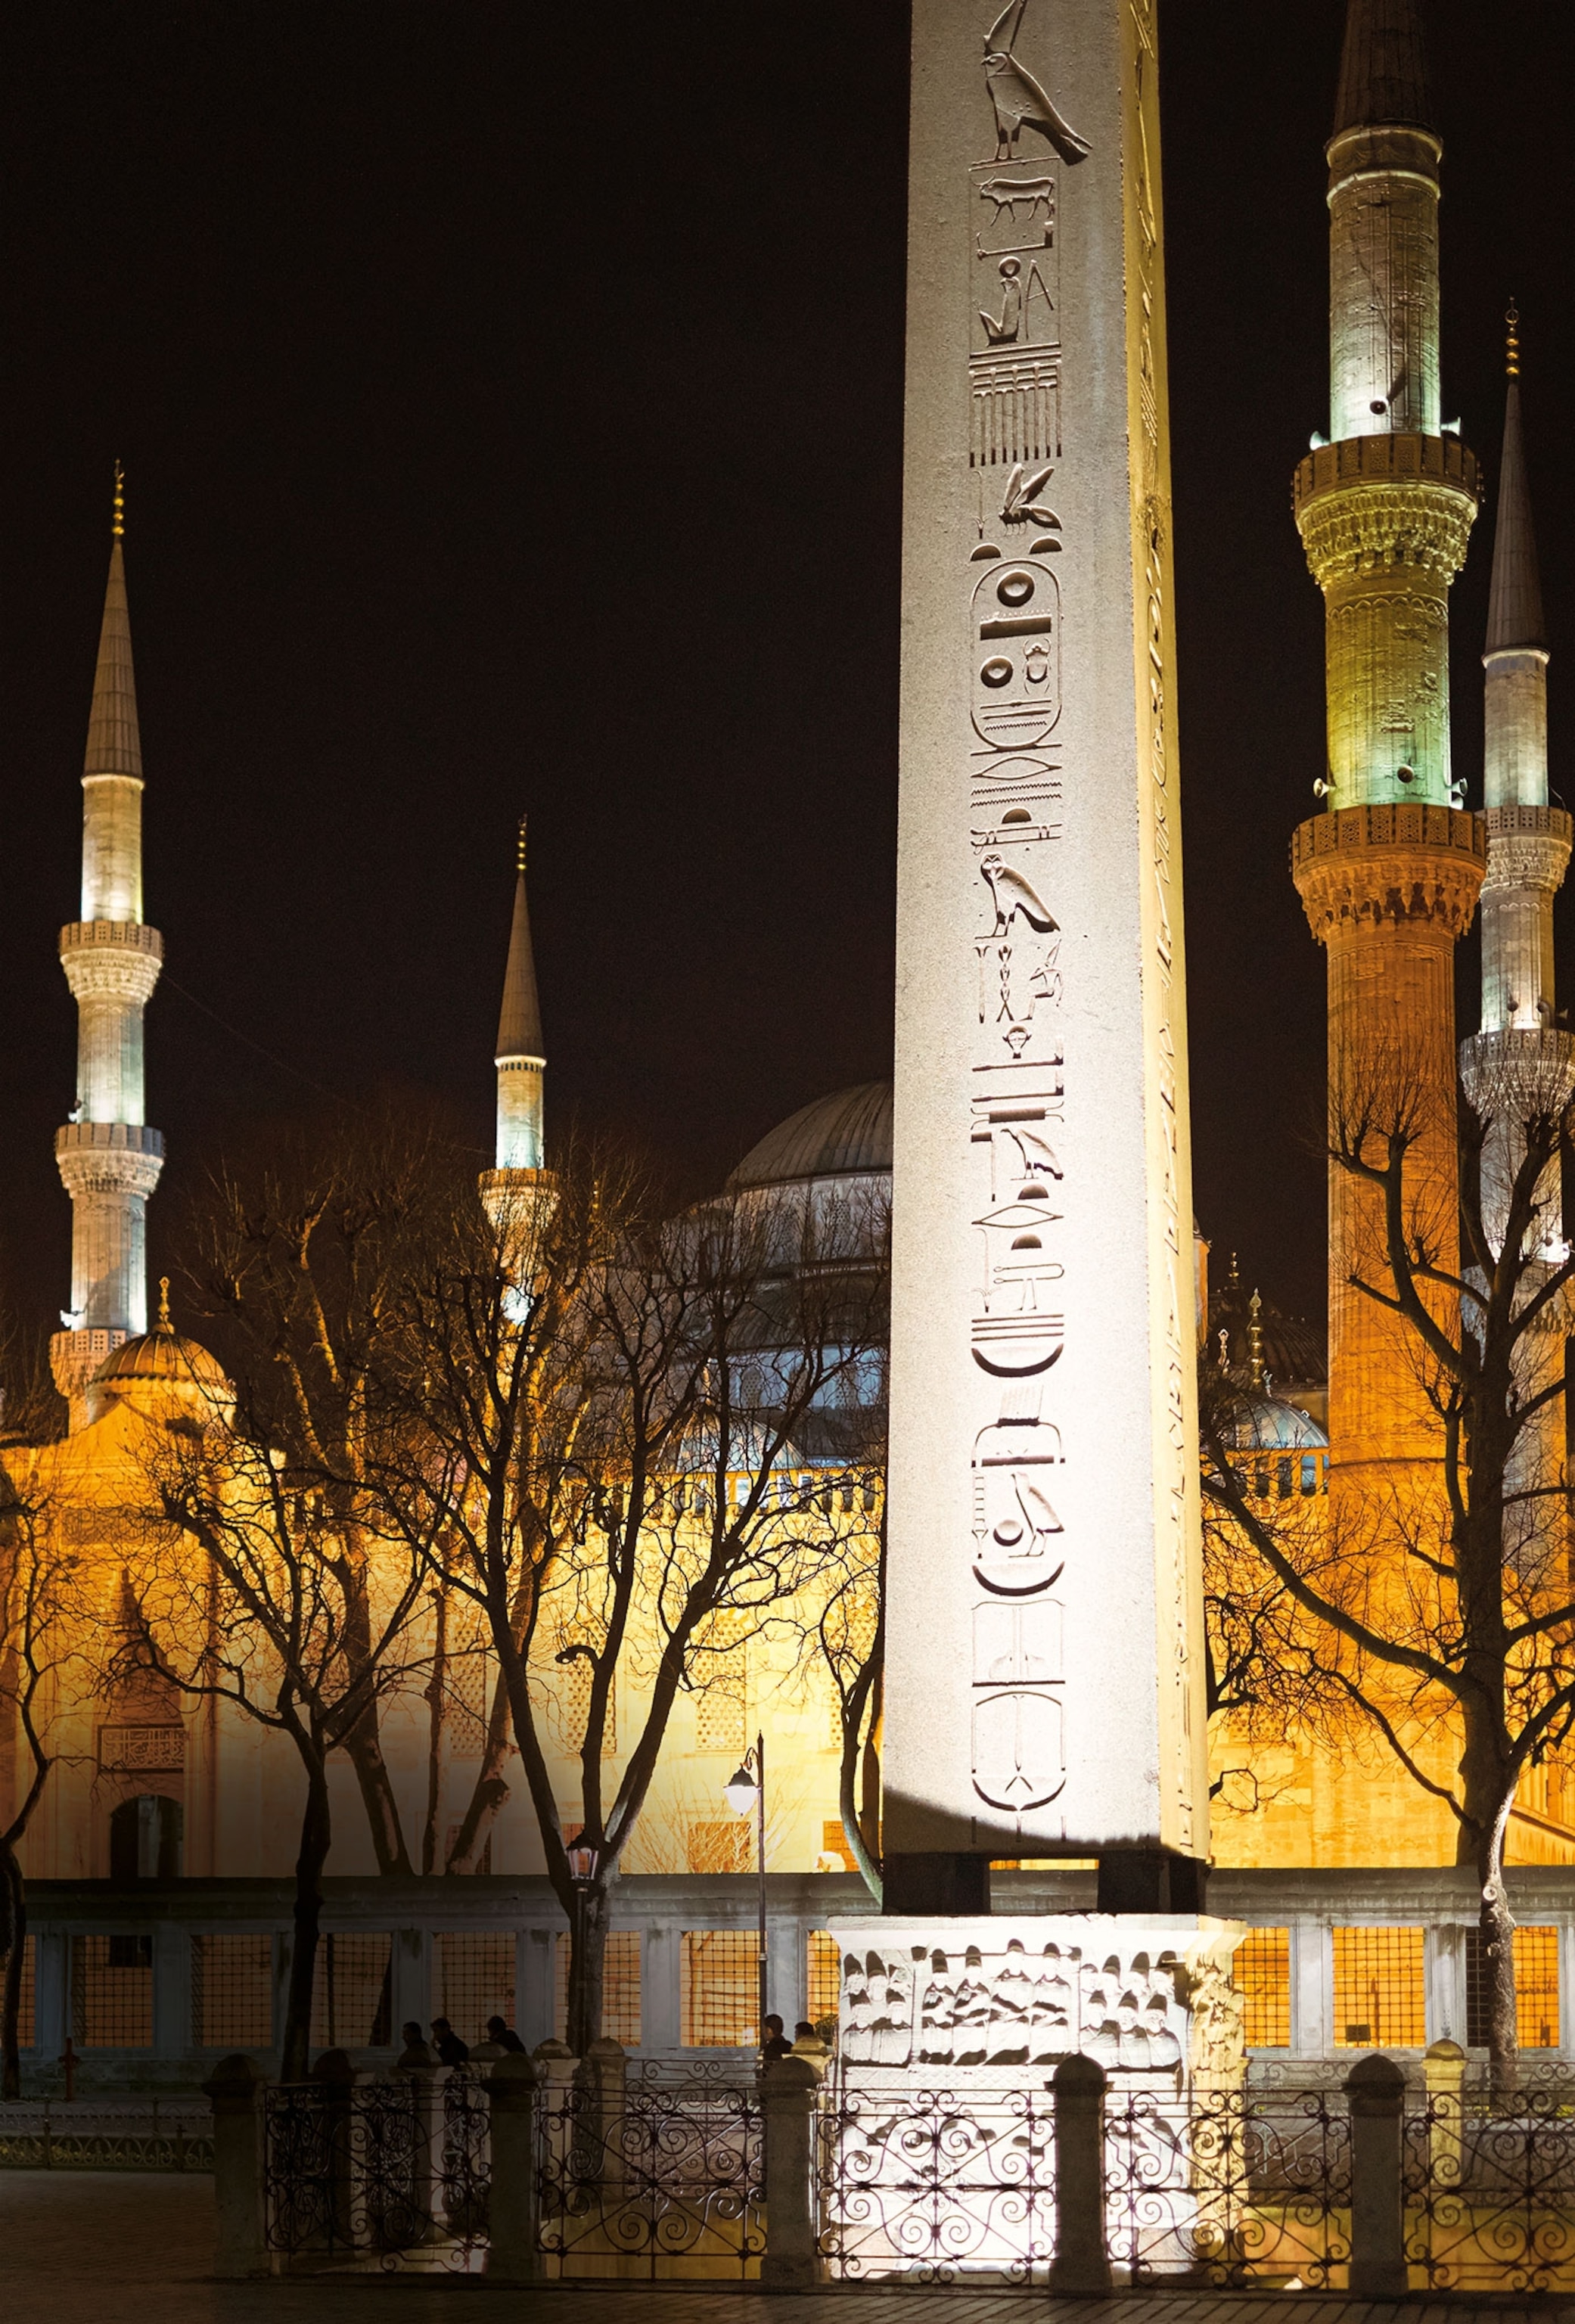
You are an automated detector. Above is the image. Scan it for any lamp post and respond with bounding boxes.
[565,1839,598,2052]
[724,1735,767,2046]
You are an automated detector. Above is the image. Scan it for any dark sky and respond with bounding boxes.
[0,3,1570,1359]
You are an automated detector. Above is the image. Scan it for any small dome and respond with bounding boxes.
[1220,1394,1328,1452]
[728,1083,893,1192]
[94,1328,228,1390]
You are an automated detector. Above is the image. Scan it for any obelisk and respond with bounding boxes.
[882,0,1208,1912]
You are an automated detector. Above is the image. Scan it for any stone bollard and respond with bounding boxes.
[1424,2039,1466,2190]
[1346,2052,1409,2296]
[393,2056,446,2246]
[1048,2053,1112,2293]
[760,2054,822,2291]
[581,2035,627,2194]
[309,2048,360,2253]
[484,2052,545,2283]
[532,2037,580,2195]
[201,2053,269,2279]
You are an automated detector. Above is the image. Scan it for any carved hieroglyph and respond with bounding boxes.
[829,1918,1243,2078]
[885,0,1207,1857]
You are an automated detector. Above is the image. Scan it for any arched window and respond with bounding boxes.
[109,1794,183,1883]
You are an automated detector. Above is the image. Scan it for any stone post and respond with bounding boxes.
[484,2053,545,2284]
[1345,2053,1409,2296]
[201,2053,269,2279]
[394,2056,445,2247]
[1048,2054,1111,2294]
[759,2055,821,2291]
[1423,2037,1466,2190]
[581,2035,627,2193]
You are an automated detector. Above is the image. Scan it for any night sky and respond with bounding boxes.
[0,2,1570,1364]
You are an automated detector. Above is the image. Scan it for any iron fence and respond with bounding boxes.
[1403,2086,1575,2292]
[816,2080,1057,2285]
[262,2069,488,2270]
[0,2096,213,2171]
[536,2065,763,2279]
[1104,2084,1353,2288]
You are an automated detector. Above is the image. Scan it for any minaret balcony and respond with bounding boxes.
[58,917,163,1005]
[54,1120,165,1201]
[1294,435,1480,589]
[1291,803,1485,946]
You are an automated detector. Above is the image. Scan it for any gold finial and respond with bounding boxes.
[1506,301,1521,381]
[1247,1288,1265,1392]
[516,813,527,876]
[112,459,125,541]
[157,1275,172,1331]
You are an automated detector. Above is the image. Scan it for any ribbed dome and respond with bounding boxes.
[94,1328,228,1390]
[1220,1395,1328,1452]
[727,1083,893,1191]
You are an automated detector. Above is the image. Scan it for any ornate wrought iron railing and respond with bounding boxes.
[1403,2086,1575,2292]
[536,2068,763,2279]
[0,2097,213,2171]
[263,2070,488,2270]
[815,2078,1057,2285]
[1104,2083,1353,2287]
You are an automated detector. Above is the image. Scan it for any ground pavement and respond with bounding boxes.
[5,2172,1574,2324]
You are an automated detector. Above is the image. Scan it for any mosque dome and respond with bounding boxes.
[1219,1393,1328,1452]
[89,1290,231,1425]
[727,1082,892,1192]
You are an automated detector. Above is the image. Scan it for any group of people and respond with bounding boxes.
[398,2014,527,2068]
[397,2009,830,2068]
[760,2014,829,2063]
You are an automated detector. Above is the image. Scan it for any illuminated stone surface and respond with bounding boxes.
[883,0,1207,1874]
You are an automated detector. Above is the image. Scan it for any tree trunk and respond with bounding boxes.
[0,1841,25,2100]
[566,1878,610,2058]
[281,1756,332,2083]
[343,1724,412,1876]
[840,1692,881,1907]
[1474,1793,1520,2101]
[446,1666,514,1872]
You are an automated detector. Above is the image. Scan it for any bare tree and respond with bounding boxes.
[129,1421,429,2080]
[0,1478,71,2098]
[369,1150,889,2052]
[1202,1052,1575,2082]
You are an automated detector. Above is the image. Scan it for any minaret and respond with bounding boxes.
[1459,311,1573,1563]
[49,467,165,1431]
[479,817,546,1239]
[1291,0,1484,1488]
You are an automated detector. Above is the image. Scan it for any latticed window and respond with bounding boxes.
[695,1668,746,1756]
[681,1931,757,2047]
[191,1934,274,2048]
[309,1933,393,2050]
[1466,1925,1560,2050]
[685,1818,750,1875]
[1332,1925,1426,2048]
[73,1934,154,2048]
[437,1931,515,2046]
[1235,1926,1291,2048]
[552,1931,641,2046]
[13,1936,34,2049]
[806,1931,840,2024]
[558,1651,616,1754]
[446,1620,490,1759]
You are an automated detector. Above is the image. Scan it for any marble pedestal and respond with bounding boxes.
[831,1917,1244,2082]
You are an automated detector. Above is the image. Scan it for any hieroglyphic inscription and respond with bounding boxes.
[962,5,1083,1828]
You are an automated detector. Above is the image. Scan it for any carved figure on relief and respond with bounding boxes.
[977,173,1055,229]
[981,0,1092,166]
[974,562,1060,748]
[1001,461,1061,532]
[977,258,1056,350]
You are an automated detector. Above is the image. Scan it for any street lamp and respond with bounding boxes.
[565,1839,599,2053]
[723,1735,768,2047]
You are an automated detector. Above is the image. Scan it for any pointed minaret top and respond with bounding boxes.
[495,816,544,1062]
[1332,0,1434,137]
[1486,306,1545,655]
[84,463,143,781]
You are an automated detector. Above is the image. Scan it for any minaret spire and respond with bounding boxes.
[1460,310,1572,1565]
[479,816,548,1251]
[492,816,545,1173]
[1291,0,1483,1471]
[50,467,165,1429]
